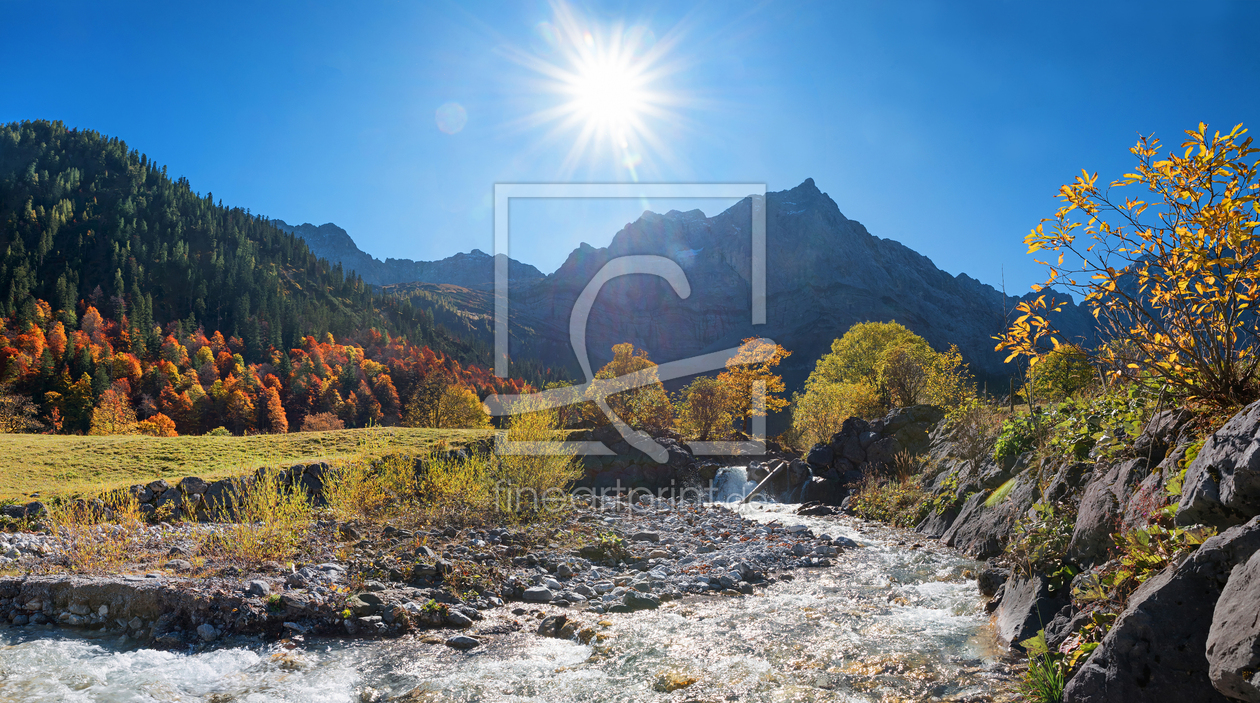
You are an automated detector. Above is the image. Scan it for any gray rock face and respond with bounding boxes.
[941,467,1040,559]
[977,567,1010,598]
[1064,516,1260,703]
[994,573,1070,649]
[1207,548,1260,701]
[491,179,1095,394]
[1179,400,1260,528]
[1067,459,1146,568]
[1134,409,1193,466]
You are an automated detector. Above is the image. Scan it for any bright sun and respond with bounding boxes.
[569,59,646,133]
[510,3,682,179]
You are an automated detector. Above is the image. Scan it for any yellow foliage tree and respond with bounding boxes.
[89,386,138,435]
[808,321,928,389]
[583,343,674,431]
[791,380,884,450]
[997,123,1260,406]
[435,385,491,429]
[674,376,734,441]
[717,338,791,433]
[1022,343,1094,403]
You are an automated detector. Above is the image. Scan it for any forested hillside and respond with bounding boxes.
[0,120,526,434]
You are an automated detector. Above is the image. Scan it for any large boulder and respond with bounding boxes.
[1206,548,1260,701]
[1067,459,1146,568]
[1064,516,1260,703]
[995,573,1070,649]
[1178,400,1260,528]
[799,476,846,505]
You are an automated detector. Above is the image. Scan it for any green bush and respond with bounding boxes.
[993,416,1038,462]
[848,472,930,528]
[1007,501,1076,586]
[1043,382,1158,461]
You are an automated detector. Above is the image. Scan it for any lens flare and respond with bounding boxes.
[435,102,467,135]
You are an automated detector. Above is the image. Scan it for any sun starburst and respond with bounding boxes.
[507,2,690,180]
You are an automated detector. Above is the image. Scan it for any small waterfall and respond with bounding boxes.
[712,466,758,503]
[793,464,815,503]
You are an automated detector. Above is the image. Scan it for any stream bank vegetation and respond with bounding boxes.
[835,122,1259,702]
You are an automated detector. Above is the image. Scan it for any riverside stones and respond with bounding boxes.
[445,635,480,650]
[1064,516,1260,703]
[522,587,554,602]
[1206,548,1260,701]
[1178,400,1260,528]
[994,573,1069,650]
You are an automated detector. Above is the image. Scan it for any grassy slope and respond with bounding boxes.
[0,428,494,500]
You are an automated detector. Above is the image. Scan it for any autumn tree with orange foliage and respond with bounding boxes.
[137,413,178,437]
[261,385,288,433]
[717,338,791,434]
[997,123,1260,407]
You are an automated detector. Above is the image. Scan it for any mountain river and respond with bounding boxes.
[0,499,1015,702]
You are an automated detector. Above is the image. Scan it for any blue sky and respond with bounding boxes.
[3,1,1257,292]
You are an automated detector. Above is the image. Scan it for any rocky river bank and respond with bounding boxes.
[0,503,1015,702]
[0,494,852,653]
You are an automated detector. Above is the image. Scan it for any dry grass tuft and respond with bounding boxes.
[202,466,312,566]
[47,490,147,574]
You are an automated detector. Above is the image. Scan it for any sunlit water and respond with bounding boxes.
[0,504,1011,702]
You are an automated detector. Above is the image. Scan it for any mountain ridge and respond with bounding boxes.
[383,178,1095,392]
[272,220,544,288]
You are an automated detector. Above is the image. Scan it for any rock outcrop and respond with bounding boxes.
[1179,400,1260,529]
[802,405,946,504]
[995,573,1071,649]
[1207,547,1260,702]
[1066,458,1146,568]
[1064,516,1260,703]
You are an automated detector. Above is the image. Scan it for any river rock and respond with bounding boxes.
[800,477,846,506]
[1065,516,1260,703]
[977,567,1010,597]
[522,587,554,602]
[1067,459,1145,568]
[178,476,210,496]
[445,610,473,629]
[245,580,270,597]
[1178,400,1260,528]
[196,623,218,642]
[624,591,660,610]
[445,635,480,650]
[994,573,1069,649]
[1206,547,1260,701]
